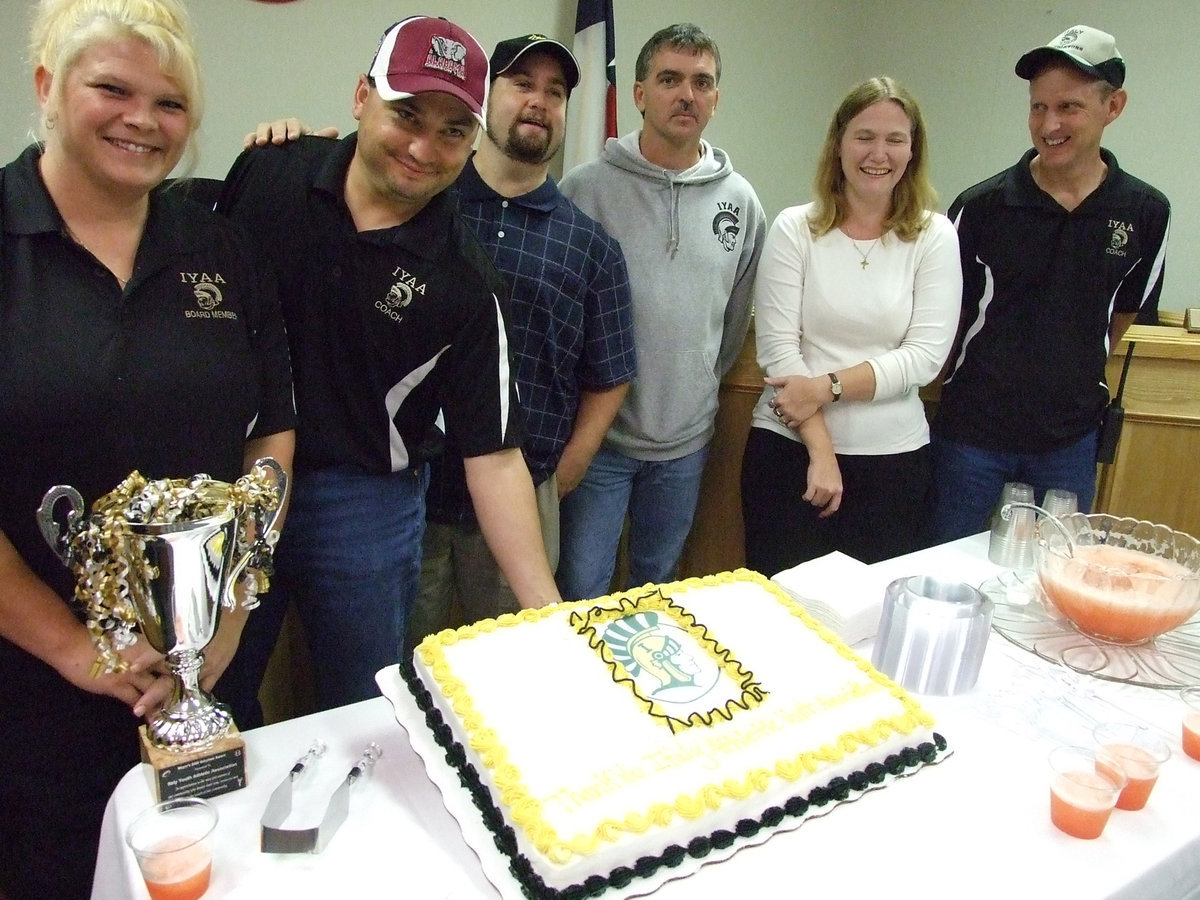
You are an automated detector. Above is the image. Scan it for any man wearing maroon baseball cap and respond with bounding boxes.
[367,15,489,128]
[213,15,561,722]
[353,15,489,214]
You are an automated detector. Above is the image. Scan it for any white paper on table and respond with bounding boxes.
[771,551,883,645]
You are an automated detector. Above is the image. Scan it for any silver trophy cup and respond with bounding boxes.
[37,459,287,752]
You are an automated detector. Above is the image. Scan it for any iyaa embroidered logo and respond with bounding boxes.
[180,272,237,320]
[1107,219,1133,258]
[374,268,428,324]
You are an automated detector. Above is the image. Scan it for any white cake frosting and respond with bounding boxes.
[405,570,944,897]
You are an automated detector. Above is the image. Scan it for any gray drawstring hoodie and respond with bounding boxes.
[560,131,765,460]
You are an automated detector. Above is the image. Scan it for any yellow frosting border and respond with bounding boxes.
[415,569,936,867]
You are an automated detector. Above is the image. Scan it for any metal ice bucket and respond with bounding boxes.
[871,575,993,695]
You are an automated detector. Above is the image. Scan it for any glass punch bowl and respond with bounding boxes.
[1034,513,1200,645]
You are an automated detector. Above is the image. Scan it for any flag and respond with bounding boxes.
[563,0,616,173]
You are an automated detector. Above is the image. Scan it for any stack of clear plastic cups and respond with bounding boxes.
[1042,488,1079,518]
[989,482,1035,569]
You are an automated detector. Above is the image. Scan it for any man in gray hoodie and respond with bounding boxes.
[557,22,765,600]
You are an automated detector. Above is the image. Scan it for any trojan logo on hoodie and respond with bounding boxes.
[712,202,742,252]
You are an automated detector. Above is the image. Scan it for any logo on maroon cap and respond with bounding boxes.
[426,36,469,82]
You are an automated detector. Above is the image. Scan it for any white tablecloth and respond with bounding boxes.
[93,535,1200,899]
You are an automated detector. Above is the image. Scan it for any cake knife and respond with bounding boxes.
[313,742,384,853]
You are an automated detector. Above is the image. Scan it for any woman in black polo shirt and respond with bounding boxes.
[0,2,295,897]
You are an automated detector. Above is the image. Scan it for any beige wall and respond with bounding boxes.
[1,0,1194,311]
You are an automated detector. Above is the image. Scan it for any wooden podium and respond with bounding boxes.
[1095,324,1200,536]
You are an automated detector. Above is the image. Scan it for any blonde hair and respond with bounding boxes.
[30,0,203,174]
[808,76,936,242]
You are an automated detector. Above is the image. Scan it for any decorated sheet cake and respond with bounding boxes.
[379,569,947,898]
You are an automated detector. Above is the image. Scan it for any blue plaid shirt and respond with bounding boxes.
[425,157,636,523]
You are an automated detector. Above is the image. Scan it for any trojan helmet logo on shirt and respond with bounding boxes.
[375,268,427,323]
[194,282,223,311]
[180,272,236,319]
[386,281,413,309]
[1107,221,1131,258]
[712,202,742,252]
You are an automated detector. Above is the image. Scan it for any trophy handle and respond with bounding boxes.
[36,485,87,566]
[253,456,289,541]
[224,457,290,611]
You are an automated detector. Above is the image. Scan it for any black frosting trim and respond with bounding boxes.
[710,829,737,850]
[400,660,950,900]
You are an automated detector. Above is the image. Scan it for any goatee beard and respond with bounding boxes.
[490,122,557,166]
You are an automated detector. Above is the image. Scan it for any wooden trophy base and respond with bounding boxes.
[139,724,247,802]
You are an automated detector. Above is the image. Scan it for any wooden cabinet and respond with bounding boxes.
[679,322,1200,584]
[1095,325,1200,537]
[678,322,762,577]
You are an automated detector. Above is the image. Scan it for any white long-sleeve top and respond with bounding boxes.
[750,203,962,455]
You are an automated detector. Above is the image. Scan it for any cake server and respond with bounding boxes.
[261,740,383,853]
[260,738,327,853]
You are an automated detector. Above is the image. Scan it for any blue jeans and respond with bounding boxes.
[557,445,708,600]
[930,431,1098,543]
[216,465,427,722]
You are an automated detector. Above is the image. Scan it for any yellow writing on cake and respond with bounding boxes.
[539,680,893,816]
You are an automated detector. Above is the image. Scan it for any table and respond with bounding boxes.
[93,535,1200,899]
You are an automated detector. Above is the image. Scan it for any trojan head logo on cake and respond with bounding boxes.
[572,587,767,732]
[600,610,719,704]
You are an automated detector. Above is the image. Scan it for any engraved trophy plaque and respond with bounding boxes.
[37,458,288,800]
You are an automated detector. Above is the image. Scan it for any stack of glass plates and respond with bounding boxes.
[980,570,1200,689]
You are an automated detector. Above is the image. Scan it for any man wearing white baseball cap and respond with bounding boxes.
[931,25,1171,542]
[214,16,560,721]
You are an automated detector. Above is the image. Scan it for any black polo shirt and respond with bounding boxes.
[0,145,297,847]
[217,135,524,477]
[935,148,1170,452]
[0,144,296,600]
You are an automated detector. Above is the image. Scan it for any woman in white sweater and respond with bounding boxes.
[740,77,961,573]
